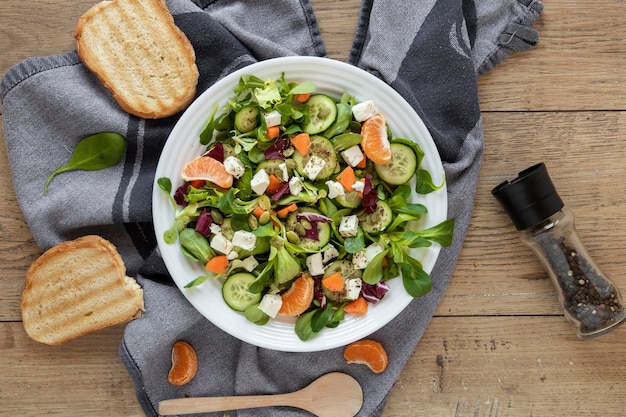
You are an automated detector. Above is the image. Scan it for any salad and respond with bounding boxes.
[158,73,454,341]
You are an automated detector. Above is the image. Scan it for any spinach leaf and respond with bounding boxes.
[44,132,125,194]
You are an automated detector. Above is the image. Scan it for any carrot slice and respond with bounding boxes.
[253,206,267,218]
[276,203,299,218]
[355,153,367,169]
[266,173,283,195]
[321,272,345,292]
[294,93,311,103]
[290,133,311,156]
[267,125,280,139]
[336,166,356,192]
[205,255,229,274]
[344,297,368,315]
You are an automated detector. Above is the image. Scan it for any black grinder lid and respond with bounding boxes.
[491,163,564,230]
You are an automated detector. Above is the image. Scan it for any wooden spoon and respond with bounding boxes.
[158,372,363,417]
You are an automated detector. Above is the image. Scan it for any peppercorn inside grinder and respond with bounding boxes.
[492,163,626,338]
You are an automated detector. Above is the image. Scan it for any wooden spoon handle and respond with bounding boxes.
[159,391,303,415]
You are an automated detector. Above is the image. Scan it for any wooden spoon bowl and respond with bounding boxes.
[158,372,363,417]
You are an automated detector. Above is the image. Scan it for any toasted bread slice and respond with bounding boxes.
[22,235,144,345]
[74,0,199,119]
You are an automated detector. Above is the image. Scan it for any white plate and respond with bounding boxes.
[153,56,447,352]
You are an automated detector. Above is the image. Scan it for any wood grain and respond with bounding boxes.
[2,0,626,416]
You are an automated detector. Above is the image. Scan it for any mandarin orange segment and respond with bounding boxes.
[343,339,389,373]
[181,155,233,188]
[168,340,198,385]
[360,114,391,164]
[278,274,315,317]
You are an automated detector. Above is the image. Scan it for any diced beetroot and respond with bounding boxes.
[264,137,291,160]
[204,142,225,163]
[194,209,213,236]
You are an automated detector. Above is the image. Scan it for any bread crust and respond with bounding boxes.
[74,0,199,119]
[22,235,144,345]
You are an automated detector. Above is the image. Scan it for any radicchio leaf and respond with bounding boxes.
[204,142,225,163]
[174,183,190,206]
[194,209,214,236]
[296,212,333,224]
[264,137,291,160]
[271,182,291,200]
[361,279,390,304]
[313,276,327,308]
[297,212,333,241]
[362,174,378,214]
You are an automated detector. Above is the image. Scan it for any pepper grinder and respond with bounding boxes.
[491,163,626,338]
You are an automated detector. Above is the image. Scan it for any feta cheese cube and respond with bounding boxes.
[209,223,222,235]
[264,110,282,128]
[242,256,259,272]
[365,242,385,262]
[288,176,303,196]
[232,230,257,251]
[352,251,368,269]
[323,245,340,263]
[352,180,365,193]
[210,233,233,255]
[352,100,378,122]
[223,156,246,179]
[227,251,239,260]
[302,155,326,180]
[345,278,363,300]
[251,169,271,195]
[306,252,325,276]
[325,180,345,199]
[258,294,283,318]
[339,215,359,238]
[278,162,289,182]
[341,145,365,167]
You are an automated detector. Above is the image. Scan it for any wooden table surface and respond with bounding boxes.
[2,1,626,416]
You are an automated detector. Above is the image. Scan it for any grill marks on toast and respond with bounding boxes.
[74,0,199,118]
[21,236,144,345]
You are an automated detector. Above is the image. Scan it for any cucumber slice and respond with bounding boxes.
[293,136,337,181]
[334,191,362,208]
[234,106,259,133]
[286,208,332,251]
[222,272,262,311]
[322,260,363,302]
[358,201,393,234]
[301,94,337,134]
[256,159,292,179]
[374,142,418,185]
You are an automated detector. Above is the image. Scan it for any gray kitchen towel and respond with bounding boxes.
[1,0,543,416]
